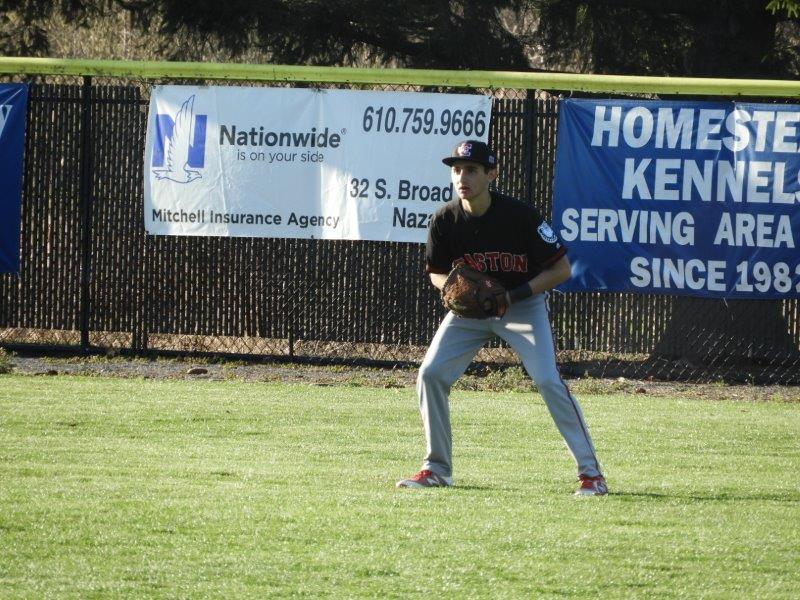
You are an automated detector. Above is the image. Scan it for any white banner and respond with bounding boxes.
[144,86,492,242]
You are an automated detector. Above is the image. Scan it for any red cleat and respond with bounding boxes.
[575,474,608,496]
[396,469,453,489]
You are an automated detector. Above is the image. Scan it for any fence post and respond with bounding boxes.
[523,89,537,204]
[78,76,93,352]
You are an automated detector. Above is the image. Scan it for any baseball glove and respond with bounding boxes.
[441,264,508,319]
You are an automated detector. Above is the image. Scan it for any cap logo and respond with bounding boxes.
[457,142,472,157]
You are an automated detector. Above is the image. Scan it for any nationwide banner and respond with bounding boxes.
[0,83,28,274]
[144,86,491,242]
[553,98,800,300]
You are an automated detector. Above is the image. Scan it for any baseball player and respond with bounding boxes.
[396,140,607,496]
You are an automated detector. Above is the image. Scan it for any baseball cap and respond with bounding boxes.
[442,140,498,168]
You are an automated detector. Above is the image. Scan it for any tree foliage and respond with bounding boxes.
[0,0,108,56]
[767,0,800,18]
[1,0,533,69]
[1,0,799,77]
[535,0,795,77]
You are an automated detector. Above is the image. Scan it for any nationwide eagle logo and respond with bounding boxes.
[0,104,11,138]
[151,95,207,184]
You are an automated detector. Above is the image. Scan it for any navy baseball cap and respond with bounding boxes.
[442,140,498,168]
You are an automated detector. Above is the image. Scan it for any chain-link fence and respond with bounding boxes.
[1,77,799,384]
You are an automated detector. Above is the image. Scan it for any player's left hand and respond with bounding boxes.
[441,264,508,319]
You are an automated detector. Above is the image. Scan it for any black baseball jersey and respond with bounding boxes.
[425,192,566,289]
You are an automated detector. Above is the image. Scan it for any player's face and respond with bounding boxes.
[450,161,497,201]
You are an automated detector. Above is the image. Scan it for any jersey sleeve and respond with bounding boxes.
[425,212,452,275]
[527,206,567,268]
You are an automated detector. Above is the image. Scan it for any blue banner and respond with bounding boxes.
[553,98,800,299]
[0,83,27,274]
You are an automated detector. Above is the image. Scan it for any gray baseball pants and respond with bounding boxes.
[418,292,602,479]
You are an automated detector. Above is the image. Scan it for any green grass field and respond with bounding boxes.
[1,374,799,598]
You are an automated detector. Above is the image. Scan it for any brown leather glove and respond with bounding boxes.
[441,264,508,319]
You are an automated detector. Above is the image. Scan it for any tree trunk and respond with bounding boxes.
[652,298,799,364]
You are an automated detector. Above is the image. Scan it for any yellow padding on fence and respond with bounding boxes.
[2,57,800,97]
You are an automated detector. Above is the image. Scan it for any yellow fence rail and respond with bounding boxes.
[2,56,800,97]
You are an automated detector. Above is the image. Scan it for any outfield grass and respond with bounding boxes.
[1,374,798,598]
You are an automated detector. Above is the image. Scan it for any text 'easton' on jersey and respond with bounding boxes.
[454,253,528,273]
